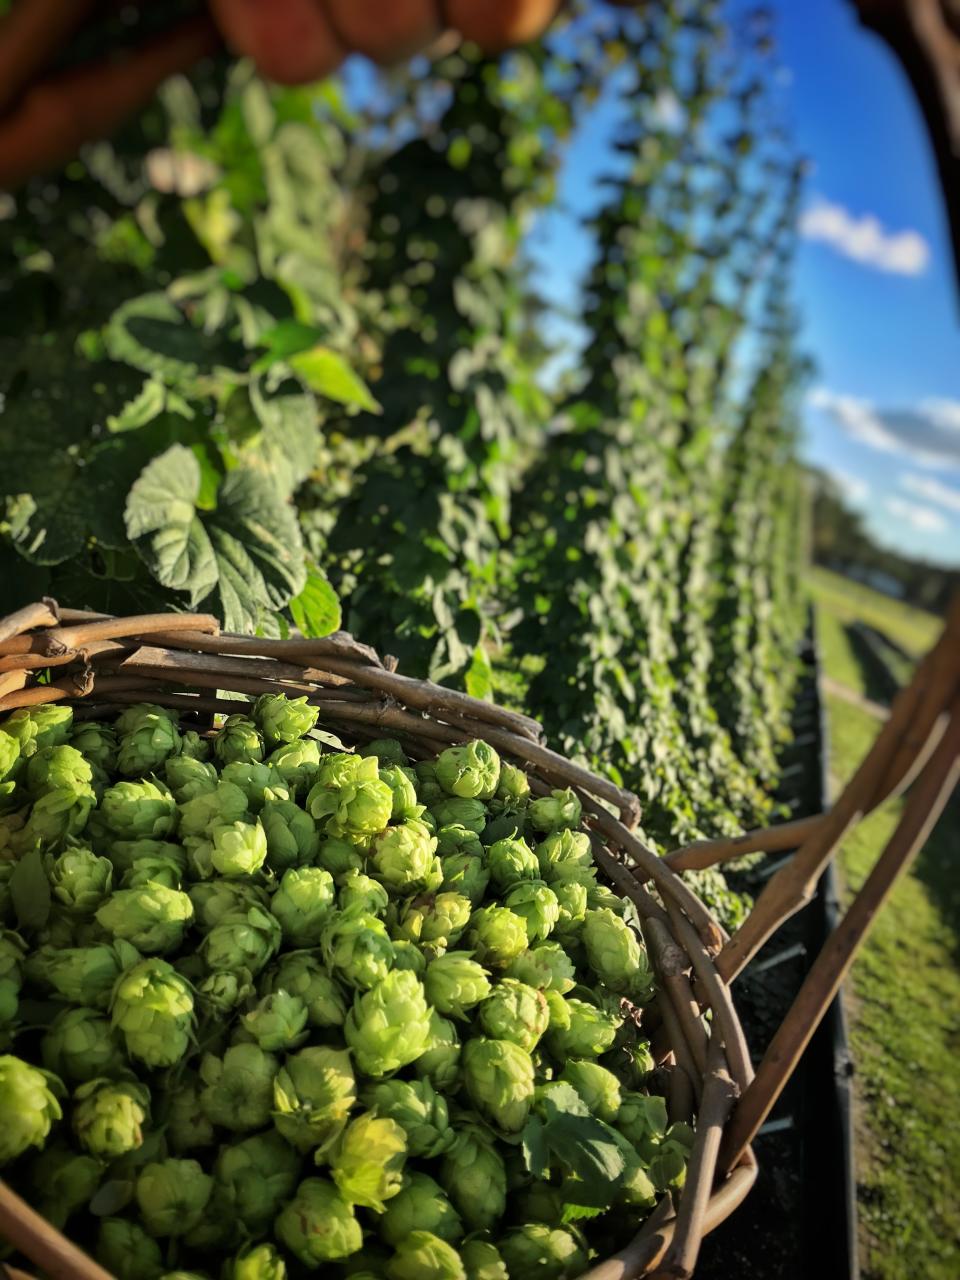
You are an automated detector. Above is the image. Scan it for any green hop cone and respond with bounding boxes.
[440,1120,507,1231]
[436,824,484,858]
[163,753,217,803]
[439,851,489,905]
[338,869,389,915]
[505,941,576,994]
[136,1157,213,1236]
[189,880,267,931]
[177,728,210,761]
[371,820,441,895]
[209,819,268,878]
[3,704,72,759]
[344,969,432,1077]
[261,798,319,872]
[560,1060,623,1123]
[223,1243,287,1280]
[200,906,282,976]
[361,1078,455,1159]
[28,1142,103,1231]
[498,1224,587,1279]
[307,755,393,837]
[253,692,319,745]
[466,905,528,968]
[108,838,186,877]
[0,1054,63,1163]
[214,1130,300,1234]
[429,796,487,833]
[114,703,179,736]
[27,939,140,1009]
[387,1232,466,1280]
[161,1071,215,1152]
[486,836,539,891]
[616,1092,668,1160]
[26,744,93,798]
[461,1239,508,1280]
[96,883,193,954]
[649,1122,695,1192]
[220,761,290,812]
[101,777,176,839]
[0,731,18,783]
[110,958,194,1067]
[536,828,593,882]
[413,1010,461,1093]
[199,1042,277,1132]
[528,789,582,834]
[392,938,426,974]
[423,952,491,1020]
[322,909,395,990]
[379,765,421,820]
[41,1006,125,1083]
[477,979,549,1052]
[117,711,181,776]
[272,1044,356,1152]
[552,879,588,933]
[214,715,264,766]
[395,891,472,952]
[70,721,118,771]
[0,929,25,1024]
[435,740,501,800]
[503,879,560,942]
[545,996,621,1060]
[461,1038,535,1133]
[415,760,445,802]
[361,737,409,766]
[262,950,346,1028]
[317,836,364,876]
[582,908,654,1001]
[177,780,248,838]
[72,1077,150,1158]
[22,786,94,846]
[266,737,321,797]
[120,854,184,891]
[329,1111,407,1212]
[197,969,255,1014]
[379,1172,463,1247]
[241,991,309,1052]
[270,865,336,945]
[275,1176,362,1264]
[96,1218,164,1280]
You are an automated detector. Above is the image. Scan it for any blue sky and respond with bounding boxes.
[524,0,960,566]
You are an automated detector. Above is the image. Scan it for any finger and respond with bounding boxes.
[0,16,218,190]
[209,0,344,84]
[323,0,441,66]
[442,0,562,50]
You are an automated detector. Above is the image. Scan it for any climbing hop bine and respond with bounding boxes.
[0,594,958,1280]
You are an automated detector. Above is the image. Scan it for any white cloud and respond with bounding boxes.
[798,197,930,275]
[901,473,960,515]
[650,89,685,133]
[809,387,960,469]
[884,496,948,533]
[830,469,870,504]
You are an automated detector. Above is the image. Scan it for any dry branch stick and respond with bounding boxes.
[0,600,59,646]
[0,0,95,114]
[720,700,960,1172]
[653,1042,740,1279]
[644,918,709,1078]
[0,1179,111,1280]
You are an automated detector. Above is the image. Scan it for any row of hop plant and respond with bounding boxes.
[0,694,692,1279]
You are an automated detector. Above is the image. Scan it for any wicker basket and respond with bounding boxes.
[1,597,958,1280]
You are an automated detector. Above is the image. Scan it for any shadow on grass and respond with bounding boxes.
[842,622,899,705]
[913,792,960,970]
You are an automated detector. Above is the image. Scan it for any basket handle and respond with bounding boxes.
[667,592,960,1171]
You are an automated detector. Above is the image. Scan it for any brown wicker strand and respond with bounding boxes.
[0,600,59,645]
[0,1181,111,1280]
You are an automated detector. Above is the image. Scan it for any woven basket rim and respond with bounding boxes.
[0,602,757,1280]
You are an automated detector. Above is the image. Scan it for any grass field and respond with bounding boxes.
[812,573,960,1280]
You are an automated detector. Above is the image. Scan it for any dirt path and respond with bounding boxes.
[821,675,889,721]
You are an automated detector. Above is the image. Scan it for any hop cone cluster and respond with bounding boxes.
[0,701,682,1279]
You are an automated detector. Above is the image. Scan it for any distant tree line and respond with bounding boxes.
[808,468,960,616]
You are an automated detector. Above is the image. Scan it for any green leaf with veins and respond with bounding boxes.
[104,292,246,391]
[288,567,341,637]
[125,443,306,630]
[288,345,381,413]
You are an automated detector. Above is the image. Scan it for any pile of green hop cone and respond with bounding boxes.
[0,694,694,1280]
